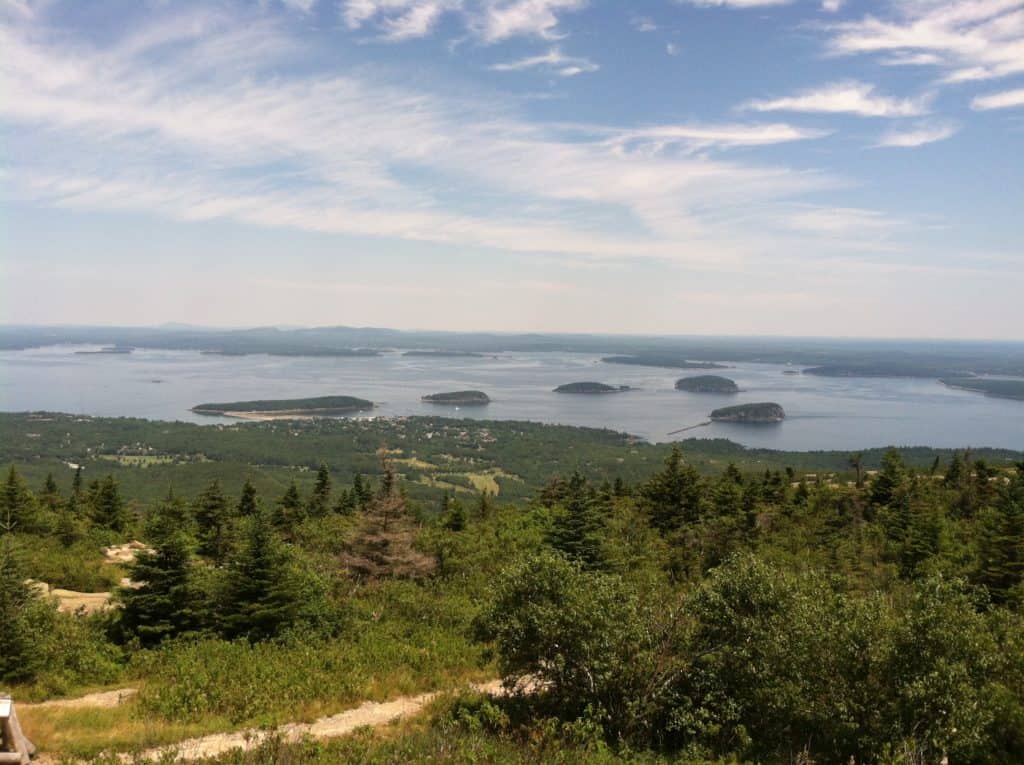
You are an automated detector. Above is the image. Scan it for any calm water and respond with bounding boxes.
[2,346,1022,450]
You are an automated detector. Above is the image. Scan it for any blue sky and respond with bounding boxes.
[1,0,1022,337]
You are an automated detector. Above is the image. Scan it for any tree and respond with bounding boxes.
[194,479,231,563]
[976,471,1024,606]
[546,472,606,569]
[442,497,467,532]
[0,534,47,681]
[342,456,434,580]
[641,446,703,533]
[870,448,907,508]
[39,472,61,513]
[119,495,201,647]
[849,453,865,489]
[307,463,331,517]
[1,465,39,534]
[218,507,321,642]
[89,474,130,532]
[236,478,258,517]
[274,479,305,532]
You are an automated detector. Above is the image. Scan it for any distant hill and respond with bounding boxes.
[192,396,374,417]
[603,355,727,370]
[554,382,632,394]
[675,375,739,393]
[710,402,785,423]
[421,391,491,405]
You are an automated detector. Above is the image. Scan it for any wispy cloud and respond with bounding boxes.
[971,87,1024,111]
[666,42,680,56]
[743,81,930,117]
[677,0,793,8]
[341,0,587,43]
[820,0,842,13]
[826,1,1024,84]
[631,16,656,32]
[490,46,597,76]
[873,121,958,148]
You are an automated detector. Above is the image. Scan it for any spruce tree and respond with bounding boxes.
[275,479,305,532]
[120,494,201,647]
[194,479,231,563]
[0,533,44,682]
[237,478,258,517]
[547,472,605,569]
[870,448,907,508]
[308,463,331,517]
[1,465,39,534]
[333,489,356,515]
[641,446,703,533]
[443,497,467,531]
[976,471,1024,605]
[40,472,61,513]
[89,474,130,532]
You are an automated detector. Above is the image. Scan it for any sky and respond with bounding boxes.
[1,0,1022,338]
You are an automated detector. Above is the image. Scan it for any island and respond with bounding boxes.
[602,355,727,370]
[403,350,486,358]
[191,395,374,419]
[421,390,491,406]
[802,364,958,379]
[710,402,786,423]
[554,382,633,394]
[675,375,739,394]
[940,378,1024,401]
[74,346,134,355]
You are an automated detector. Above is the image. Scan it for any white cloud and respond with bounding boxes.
[743,81,930,117]
[677,0,793,8]
[490,46,597,76]
[341,0,587,42]
[606,123,830,152]
[873,121,958,148]
[971,87,1024,110]
[666,42,680,56]
[826,0,1024,84]
[631,16,656,32]
[820,0,842,13]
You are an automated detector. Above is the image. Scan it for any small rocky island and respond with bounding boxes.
[675,375,739,394]
[554,382,633,394]
[710,402,785,423]
[192,395,374,419]
[421,390,491,405]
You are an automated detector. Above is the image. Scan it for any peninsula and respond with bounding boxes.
[404,350,486,358]
[421,390,491,405]
[940,378,1024,401]
[602,355,727,370]
[554,382,633,394]
[710,402,786,423]
[675,375,739,394]
[192,395,374,419]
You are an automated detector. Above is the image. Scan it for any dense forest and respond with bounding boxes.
[3,412,1024,763]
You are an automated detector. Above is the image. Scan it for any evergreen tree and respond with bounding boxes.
[0,533,45,682]
[194,479,231,563]
[120,494,201,647]
[640,446,703,533]
[275,479,306,532]
[352,473,373,510]
[237,478,258,517]
[547,472,606,569]
[39,472,61,513]
[476,489,492,520]
[219,506,312,641]
[870,448,907,508]
[71,465,83,498]
[307,463,331,517]
[976,471,1024,606]
[1,465,39,534]
[89,474,130,532]
[333,489,356,515]
[443,497,467,531]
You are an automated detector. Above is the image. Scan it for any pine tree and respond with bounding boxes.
[443,497,467,531]
[89,474,130,532]
[641,446,703,533]
[308,463,331,517]
[71,465,83,498]
[476,490,492,520]
[870,448,907,508]
[237,479,258,517]
[275,479,305,532]
[219,506,312,642]
[976,471,1024,605]
[352,473,373,510]
[547,472,605,569]
[1,465,39,534]
[0,533,44,681]
[333,489,356,515]
[342,457,434,580]
[194,479,231,563]
[39,472,61,513]
[120,496,200,647]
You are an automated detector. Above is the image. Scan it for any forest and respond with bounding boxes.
[2,411,1024,763]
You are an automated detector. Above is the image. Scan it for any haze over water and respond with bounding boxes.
[2,345,1022,451]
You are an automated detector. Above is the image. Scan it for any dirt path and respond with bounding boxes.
[22,688,138,710]
[135,680,505,762]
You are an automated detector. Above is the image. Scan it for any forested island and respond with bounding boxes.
[421,390,491,405]
[73,346,134,355]
[803,363,959,379]
[941,377,1024,401]
[404,350,486,358]
[192,395,374,418]
[554,382,633,394]
[711,402,786,423]
[675,375,739,393]
[602,355,727,370]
